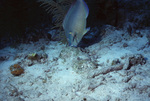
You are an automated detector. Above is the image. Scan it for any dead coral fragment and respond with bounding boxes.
[10,64,24,76]
[89,64,124,78]
[127,54,146,70]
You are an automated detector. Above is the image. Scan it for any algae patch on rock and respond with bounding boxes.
[10,64,24,76]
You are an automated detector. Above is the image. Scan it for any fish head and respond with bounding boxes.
[67,27,90,47]
[65,31,78,47]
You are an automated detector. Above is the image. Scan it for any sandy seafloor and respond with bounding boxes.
[0,26,150,101]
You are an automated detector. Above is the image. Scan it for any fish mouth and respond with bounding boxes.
[68,32,78,47]
[73,33,77,42]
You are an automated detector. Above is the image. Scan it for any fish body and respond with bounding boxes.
[63,0,90,47]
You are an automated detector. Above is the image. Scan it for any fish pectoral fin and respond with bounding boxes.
[86,27,90,33]
[83,27,90,35]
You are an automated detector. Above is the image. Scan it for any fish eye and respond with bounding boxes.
[69,32,72,34]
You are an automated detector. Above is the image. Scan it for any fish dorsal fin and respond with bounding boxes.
[84,1,89,18]
[78,0,89,18]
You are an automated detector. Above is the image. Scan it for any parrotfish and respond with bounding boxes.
[63,0,90,47]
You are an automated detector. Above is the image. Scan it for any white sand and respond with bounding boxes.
[0,26,150,101]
